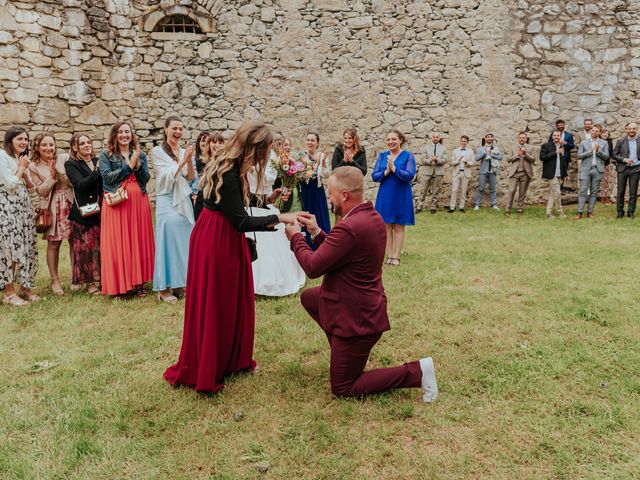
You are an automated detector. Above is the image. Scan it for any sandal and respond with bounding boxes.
[391,258,400,266]
[51,282,64,296]
[3,293,29,306]
[385,258,394,265]
[70,283,82,292]
[135,287,147,298]
[158,292,178,304]
[87,284,101,296]
[20,290,41,301]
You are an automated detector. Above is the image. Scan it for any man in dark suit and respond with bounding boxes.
[547,119,575,190]
[540,130,567,218]
[285,167,438,402]
[612,122,640,218]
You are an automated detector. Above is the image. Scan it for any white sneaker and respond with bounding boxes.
[492,205,499,210]
[419,357,438,403]
[473,206,479,211]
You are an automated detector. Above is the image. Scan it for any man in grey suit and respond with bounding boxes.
[612,122,640,218]
[576,124,609,219]
[505,132,536,215]
[473,133,503,210]
[415,132,447,213]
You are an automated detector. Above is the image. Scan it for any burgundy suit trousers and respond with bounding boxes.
[301,287,422,397]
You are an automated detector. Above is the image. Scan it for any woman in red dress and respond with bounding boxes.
[164,121,295,393]
[99,121,155,297]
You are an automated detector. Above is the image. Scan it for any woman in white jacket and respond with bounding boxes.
[0,126,38,306]
[151,116,197,304]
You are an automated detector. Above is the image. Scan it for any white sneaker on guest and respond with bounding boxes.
[473,205,479,211]
[419,357,438,403]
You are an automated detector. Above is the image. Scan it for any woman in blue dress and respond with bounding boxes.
[371,129,416,266]
[151,116,197,303]
[299,132,331,249]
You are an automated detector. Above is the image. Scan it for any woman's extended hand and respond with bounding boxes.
[278,213,297,225]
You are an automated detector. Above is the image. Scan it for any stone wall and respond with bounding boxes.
[0,0,639,205]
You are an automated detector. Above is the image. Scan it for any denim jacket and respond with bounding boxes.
[475,145,503,175]
[99,148,150,194]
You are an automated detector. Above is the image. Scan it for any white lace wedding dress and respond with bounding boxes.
[246,162,306,296]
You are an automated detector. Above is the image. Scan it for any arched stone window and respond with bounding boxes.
[141,4,216,40]
[154,14,203,34]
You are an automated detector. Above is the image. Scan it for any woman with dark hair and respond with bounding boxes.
[194,132,224,221]
[29,133,75,295]
[299,132,331,249]
[99,121,154,297]
[0,126,38,305]
[194,131,210,179]
[331,128,367,222]
[64,133,102,295]
[331,128,367,175]
[151,116,196,303]
[164,121,296,393]
[372,129,416,266]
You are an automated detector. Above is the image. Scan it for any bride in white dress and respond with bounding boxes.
[246,152,306,296]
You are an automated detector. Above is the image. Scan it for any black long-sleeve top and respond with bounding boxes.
[204,166,279,232]
[331,144,367,175]
[64,157,102,226]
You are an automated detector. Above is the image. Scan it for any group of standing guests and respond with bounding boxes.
[409,119,634,220]
[0,118,228,306]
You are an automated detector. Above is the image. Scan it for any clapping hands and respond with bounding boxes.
[129,145,141,170]
[182,143,195,163]
[344,149,354,163]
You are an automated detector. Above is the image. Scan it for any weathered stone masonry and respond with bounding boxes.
[0,0,639,203]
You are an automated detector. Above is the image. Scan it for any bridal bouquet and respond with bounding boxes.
[270,152,314,209]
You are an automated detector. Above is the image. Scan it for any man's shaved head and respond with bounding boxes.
[329,167,365,198]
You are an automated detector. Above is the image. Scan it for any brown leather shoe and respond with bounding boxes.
[587,212,594,219]
[574,213,582,220]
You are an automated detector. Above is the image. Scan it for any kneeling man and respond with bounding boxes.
[285,167,438,402]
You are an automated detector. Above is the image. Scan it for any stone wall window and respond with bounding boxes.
[154,15,203,35]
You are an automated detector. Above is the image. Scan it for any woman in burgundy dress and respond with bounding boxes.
[164,121,295,393]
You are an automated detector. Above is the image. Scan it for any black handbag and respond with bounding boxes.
[246,236,258,262]
[247,205,258,262]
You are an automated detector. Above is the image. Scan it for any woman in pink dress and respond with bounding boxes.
[29,133,74,295]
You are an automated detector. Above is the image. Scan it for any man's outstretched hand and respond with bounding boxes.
[296,212,320,236]
[285,218,302,240]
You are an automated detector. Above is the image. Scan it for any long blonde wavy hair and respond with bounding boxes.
[201,121,273,206]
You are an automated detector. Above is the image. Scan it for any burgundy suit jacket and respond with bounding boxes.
[290,201,390,337]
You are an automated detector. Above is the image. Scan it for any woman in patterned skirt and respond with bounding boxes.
[0,126,39,306]
[29,133,74,295]
[64,133,102,295]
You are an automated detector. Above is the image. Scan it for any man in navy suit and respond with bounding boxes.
[612,122,640,218]
[548,119,575,190]
[285,167,438,402]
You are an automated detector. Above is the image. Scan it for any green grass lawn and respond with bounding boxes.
[1,205,639,479]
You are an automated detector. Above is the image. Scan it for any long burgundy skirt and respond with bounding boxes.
[164,209,256,393]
